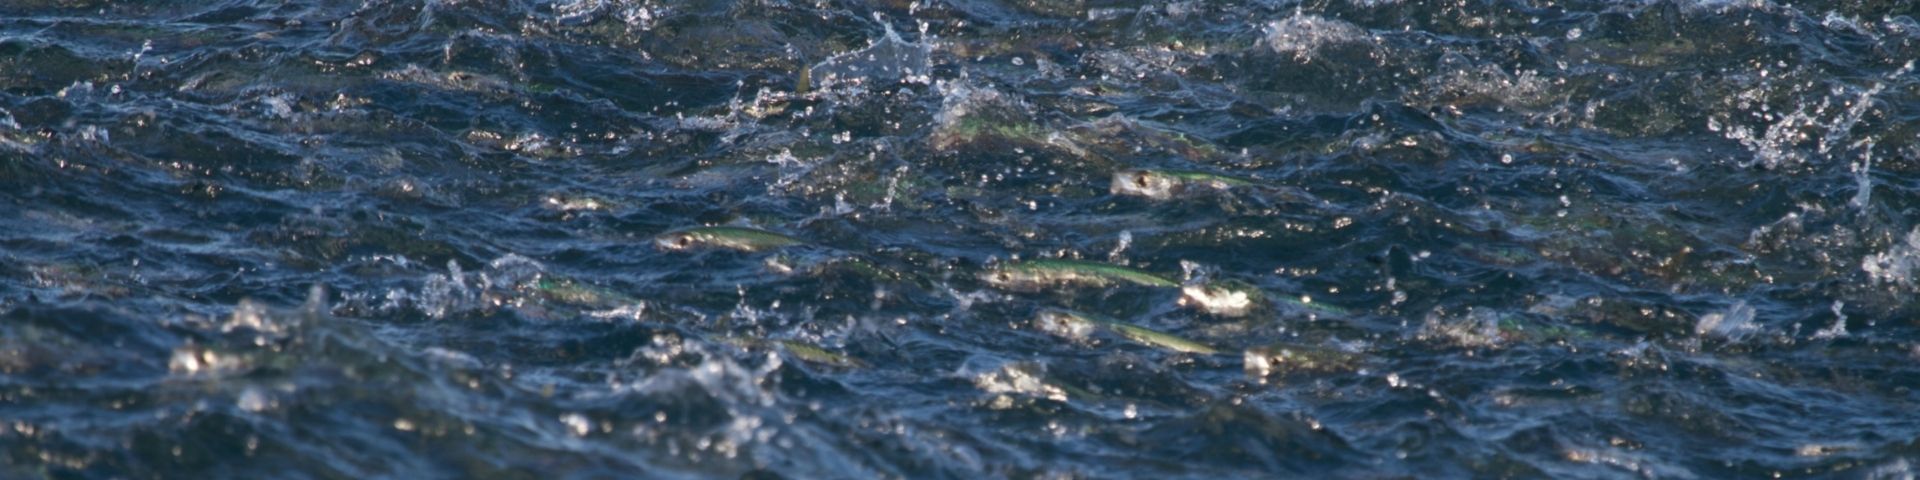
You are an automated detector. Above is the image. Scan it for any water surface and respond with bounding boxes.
[3,0,1920,477]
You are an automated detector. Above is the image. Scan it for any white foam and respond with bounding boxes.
[971,362,1068,403]
[1105,231,1133,262]
[1179,285,1255,317]
[1812,301,1847,339]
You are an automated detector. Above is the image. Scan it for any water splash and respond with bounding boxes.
[1696,301,1759,342]
[809,19,932,90]
[1264,13,1369,62]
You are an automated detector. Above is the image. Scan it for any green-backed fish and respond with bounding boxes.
[720,337,866,368]
[1036,309,1219,355]
[981,259,1178,291]
[1111,168,1256,200]
[775,340,867,368]
[654,226,805,252]
[530,277,641,309]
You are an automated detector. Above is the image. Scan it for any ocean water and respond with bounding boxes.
[2,0,1919,478]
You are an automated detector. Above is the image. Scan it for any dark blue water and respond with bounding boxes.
[3,0,1919,477]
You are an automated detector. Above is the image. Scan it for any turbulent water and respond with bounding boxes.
[3,0,1919,477]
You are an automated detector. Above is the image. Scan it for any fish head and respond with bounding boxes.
[978,267,1018,288]
[1034,309,1096,340]
[979,263,1050,291]
[1111,170,1177,199]
[653,231,702,251]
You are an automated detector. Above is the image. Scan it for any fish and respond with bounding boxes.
[1111,169,1257,200]
[981,259,1179,291]
[1242,342,1364,379]
[720,337,867,368]
[654,226,805,252]
[775,340,867,368]
[1036,309,1220,355]
[529,277,640,309]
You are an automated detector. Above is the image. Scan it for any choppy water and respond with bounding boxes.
[3,0,1919,477]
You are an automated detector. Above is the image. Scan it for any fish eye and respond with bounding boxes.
[995,272,1011,282]
[674,235,692,247]
[1134,175,1149,187]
